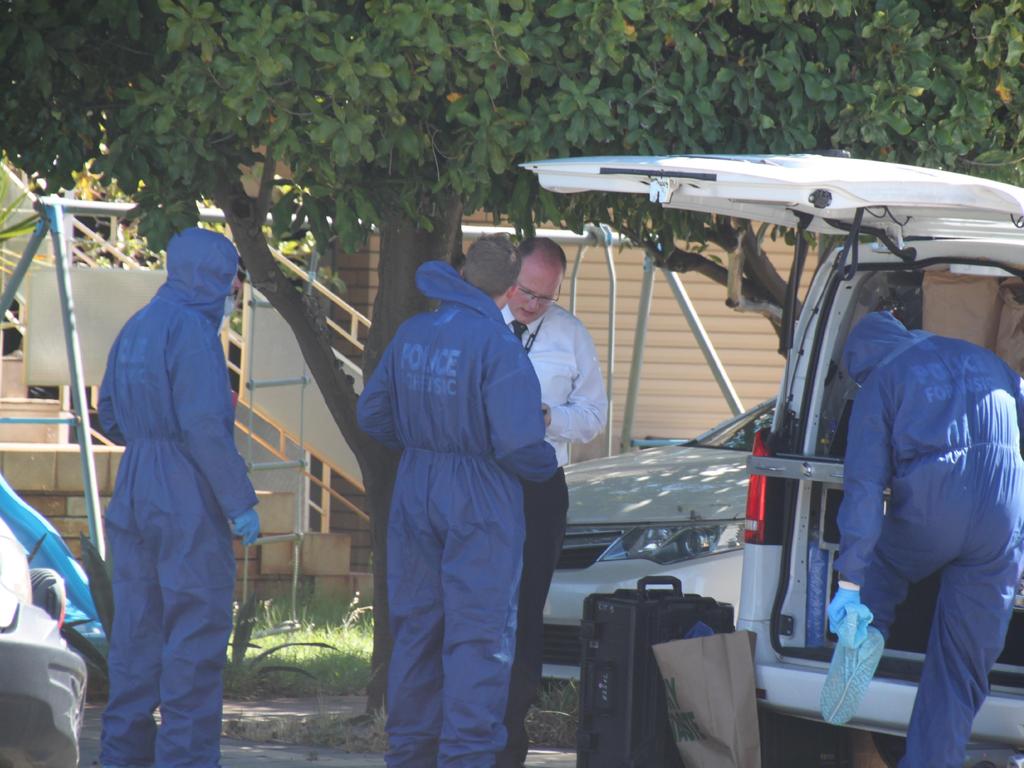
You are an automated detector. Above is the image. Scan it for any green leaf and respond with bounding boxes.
[79,534,114,641]
[251,641,339,664]
[166,19,186,51]
[547,0,576,19]
[366,61,393,78]
[271,191,298,240]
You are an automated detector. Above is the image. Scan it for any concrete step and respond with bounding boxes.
[0,357,28,399]
[0,397,69,443]
[259,531,352,577]
[255,489,301,534]
[312,571,374,602]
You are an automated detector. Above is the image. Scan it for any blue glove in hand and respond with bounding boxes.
[827,586,862,637]
[232,509,260,546]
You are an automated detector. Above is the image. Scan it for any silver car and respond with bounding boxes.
[0,516,86,767]
[542,400,774,678]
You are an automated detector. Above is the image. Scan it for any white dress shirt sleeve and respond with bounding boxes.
[547,319,608,444]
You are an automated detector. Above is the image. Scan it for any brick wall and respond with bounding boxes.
[5,444,372,605]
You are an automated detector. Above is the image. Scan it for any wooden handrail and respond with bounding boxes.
[225,329,366,502]
[268,248,369,351]
[72,219,141,269]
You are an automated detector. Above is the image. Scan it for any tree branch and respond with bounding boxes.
[658,246,778,309]
[739,224,789,309]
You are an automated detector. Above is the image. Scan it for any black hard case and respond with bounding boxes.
[576,576,735,768]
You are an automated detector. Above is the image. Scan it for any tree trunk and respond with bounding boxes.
[362,192,465,712]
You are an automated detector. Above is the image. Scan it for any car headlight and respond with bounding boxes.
[598,522,744,566]
[0,534,32,604]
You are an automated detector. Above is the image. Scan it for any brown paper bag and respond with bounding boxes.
[996,277,1024,375]
[652,630,761,768]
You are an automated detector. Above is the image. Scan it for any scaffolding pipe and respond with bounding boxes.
[620,253,655,453]
[462,224,630,248]
[44,200,106,559]
[660,268,744,416]
[33,202,637,251]
[592,224,617,457]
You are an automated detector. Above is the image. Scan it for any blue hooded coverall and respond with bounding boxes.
[98,228,258,767]
[357,261,557,768]
[837,311,1024,768]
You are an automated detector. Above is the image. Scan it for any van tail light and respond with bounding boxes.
[745,428,770,544]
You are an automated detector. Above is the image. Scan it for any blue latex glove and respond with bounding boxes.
[827,586,862,637]
[231,509,260,546]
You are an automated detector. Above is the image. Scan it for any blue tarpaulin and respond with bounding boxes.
[1,469,101,633]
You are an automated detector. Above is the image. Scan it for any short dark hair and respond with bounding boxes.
[462,234,521,297]
[519,236,566,271]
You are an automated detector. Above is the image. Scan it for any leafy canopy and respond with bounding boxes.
[3,0,1024,251]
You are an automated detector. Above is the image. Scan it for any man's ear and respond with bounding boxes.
[494,284,516,309]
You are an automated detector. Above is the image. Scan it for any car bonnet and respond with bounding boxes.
[564,445,749,525]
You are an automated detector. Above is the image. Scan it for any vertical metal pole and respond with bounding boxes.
[566,238,589,465]
[288,248,318,627]
[46,202,105,559]
[598,224,616,457]
[660,268,744,416]
[568,242,587,317]
[242,280,255,604]
[620,252,655,453]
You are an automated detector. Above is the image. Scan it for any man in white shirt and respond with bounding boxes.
[496,237,608,768]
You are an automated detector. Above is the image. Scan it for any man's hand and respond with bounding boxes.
[541,404,551,427]
[232,509,261,546]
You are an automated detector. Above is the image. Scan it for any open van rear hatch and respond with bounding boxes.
[525,154,1024,690]
[523,153,1024,244]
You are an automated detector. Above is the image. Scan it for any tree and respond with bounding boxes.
[4,0,1024,709]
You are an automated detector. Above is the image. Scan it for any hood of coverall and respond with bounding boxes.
[842,311,916,385]
[415,260,506,324]
[158,228,239,325]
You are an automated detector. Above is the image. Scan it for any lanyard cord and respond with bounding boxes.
[523,318,545,354]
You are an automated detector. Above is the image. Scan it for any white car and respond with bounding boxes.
[0,516,86,767]
[542,400,773,678]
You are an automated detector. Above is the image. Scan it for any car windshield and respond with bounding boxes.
[691,401,775,451]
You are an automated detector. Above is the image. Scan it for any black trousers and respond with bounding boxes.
[496,468,569,768]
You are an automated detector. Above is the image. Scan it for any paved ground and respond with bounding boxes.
[78,699,577,767]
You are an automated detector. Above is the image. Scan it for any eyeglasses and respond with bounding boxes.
[516,283,559,306]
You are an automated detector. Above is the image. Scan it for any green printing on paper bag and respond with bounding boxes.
[663,677,706,742]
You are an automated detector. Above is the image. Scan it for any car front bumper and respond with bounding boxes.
[0,605,87,768]
[541,549,743,677]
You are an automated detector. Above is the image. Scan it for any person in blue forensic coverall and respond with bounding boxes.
[98,227,260,768]
[829,311,1024,768]
[357,235,557,768]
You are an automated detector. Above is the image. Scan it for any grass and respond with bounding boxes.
[221,592,579,752]
[528,679,579,749]
[223,592,374,699]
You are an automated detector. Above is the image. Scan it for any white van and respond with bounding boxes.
[524,154,1024,767]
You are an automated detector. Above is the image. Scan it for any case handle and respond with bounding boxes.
[637,575,683,598]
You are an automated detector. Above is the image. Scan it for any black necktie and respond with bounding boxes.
[511,320,529,342]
